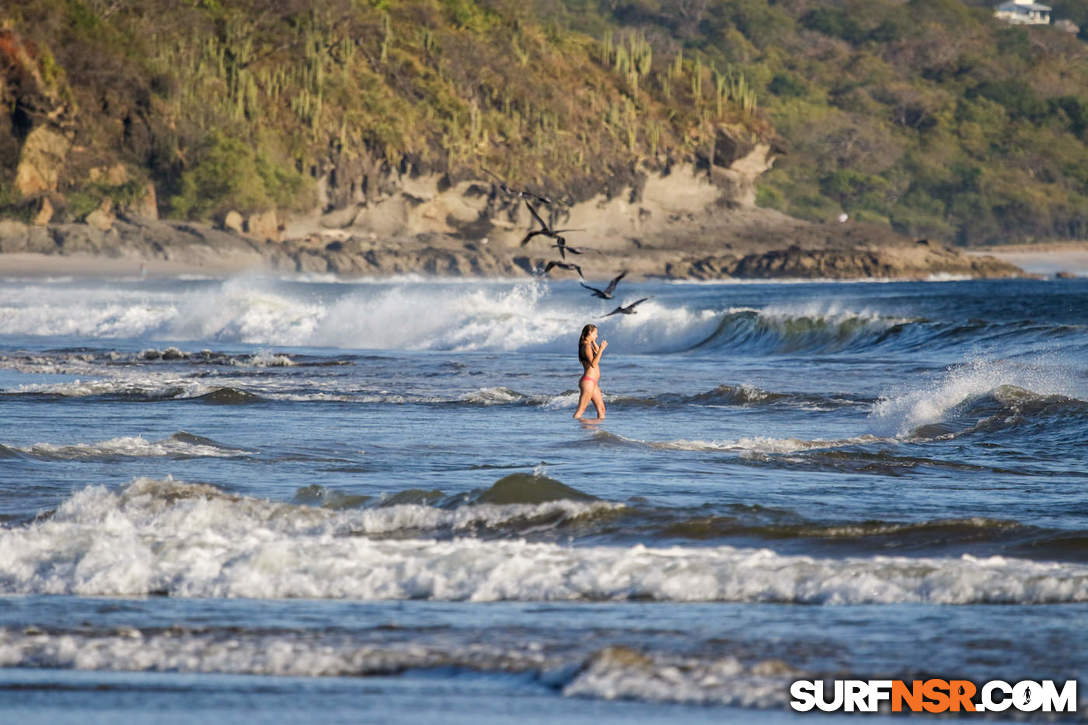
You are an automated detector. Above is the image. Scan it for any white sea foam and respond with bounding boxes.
[0,276,718,353]
[246,350,295,367]
[871,357,1088,437]
[8,435,249,461]
[10,376,216,399]
[620,433,884,455]
[459,387,527,405]
[757,300,889,323]
[563,647,795,707]
[600,299,719,352]
[0,628,553,679]
[0,275,906,355]
[1,478,1085,604]
[0,630,796,708]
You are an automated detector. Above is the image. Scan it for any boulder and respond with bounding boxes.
[0,220,30,253]
[295,251,329,273]
[53,223,108,254]
[223,210,245,234]
[85,199,115,231]
[246,210,280,241]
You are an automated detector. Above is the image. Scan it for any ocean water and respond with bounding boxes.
[0,271,1086,722]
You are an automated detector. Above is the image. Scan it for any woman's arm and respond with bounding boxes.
[591,340,608,365]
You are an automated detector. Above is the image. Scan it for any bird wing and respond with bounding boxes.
[627,297,651,310]
[520,229,543,246]
[580,282,605,297]
[603,305,624,317]
[482,168,513,194]
[545,261,584,278]
[525,201,549,230]
[527,192,554,205]
[604,271,628,296]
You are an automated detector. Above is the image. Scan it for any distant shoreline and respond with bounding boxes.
[965,242,1088,278]
[969,241,1088,253]
[0,215,1035,282]
[0,245,1050,282]
[0,252,250,279]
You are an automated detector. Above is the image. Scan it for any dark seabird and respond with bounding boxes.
[483,168,554,205]
[580,271,627,299]
[553,237,594,259]
[521,202,582,246]
[544,260,584,279]
[604,297,652,317]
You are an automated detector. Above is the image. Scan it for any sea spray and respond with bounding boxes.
[870,357,1088,438]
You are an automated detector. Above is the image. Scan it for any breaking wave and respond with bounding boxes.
[871,358,1088,439]
[0,432,250,461]
[2,277,1083,355]
[3,478,1088,603]
[0,630,798,709]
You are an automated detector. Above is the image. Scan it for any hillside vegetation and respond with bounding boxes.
[548,0,1088,244]
[3,0,1088,245]
[0,0,762,226]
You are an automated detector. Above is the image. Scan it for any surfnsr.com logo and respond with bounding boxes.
[790,679,1078,714]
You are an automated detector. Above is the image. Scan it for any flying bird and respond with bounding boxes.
[580,271,627,300]
[544,260,584,279]
[553,237,597,259]
[483,168,554,205]
[520,201,582,247]
[604,297,652,317]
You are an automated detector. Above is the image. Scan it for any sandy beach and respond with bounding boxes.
[0,252,257,279]
[967,242,1088,278]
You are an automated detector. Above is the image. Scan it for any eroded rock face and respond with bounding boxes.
[2,29,75,199]
[300,147,777,254]
[14,126,71,197]
[245,210,280,242]
[33,196,53,226]
[85,199,115,232]
[128,182,159,221]
[222,211,245,235]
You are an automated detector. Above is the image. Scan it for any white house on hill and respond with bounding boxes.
[994,0,1052,25]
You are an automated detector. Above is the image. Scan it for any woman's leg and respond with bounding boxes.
[590,386,606,419]
[573,380,594,418]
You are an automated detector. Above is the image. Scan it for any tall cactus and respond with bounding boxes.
[380,12,392,65]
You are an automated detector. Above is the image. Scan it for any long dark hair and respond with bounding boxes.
[578,324,597,367]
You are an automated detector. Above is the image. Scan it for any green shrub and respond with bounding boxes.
[169,133,310,220]
[66,190,101,221]
[755,184,784,209]
[768,73,807,99]
[800,8,864,44]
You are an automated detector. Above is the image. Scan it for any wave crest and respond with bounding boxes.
[3,478,1088,603]
[872,359,1088,439]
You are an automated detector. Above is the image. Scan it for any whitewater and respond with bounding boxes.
[0,273,1086,722]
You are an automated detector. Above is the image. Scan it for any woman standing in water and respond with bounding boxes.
[574,324,607,420]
